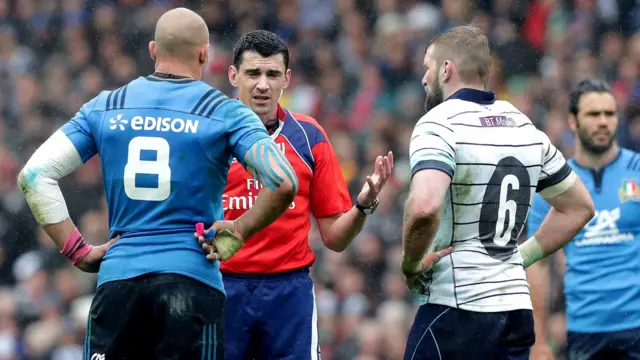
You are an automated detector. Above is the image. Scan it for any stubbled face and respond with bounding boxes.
[422,45,444,113]
[572,92,618,155]
[230,51,290,120]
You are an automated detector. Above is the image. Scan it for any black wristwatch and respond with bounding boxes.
[355,198,379,214]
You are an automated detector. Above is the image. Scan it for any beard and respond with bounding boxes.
[576,124,616,155]
[424,75,444,113]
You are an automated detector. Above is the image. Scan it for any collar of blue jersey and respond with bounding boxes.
[446,88,496,105]
[569,148,623,170]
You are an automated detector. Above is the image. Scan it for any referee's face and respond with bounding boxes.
[230,51,291,121]
[572,92,618,155]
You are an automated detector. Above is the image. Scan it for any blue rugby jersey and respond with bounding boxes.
[60,75,271,294]
[528,148,640,332]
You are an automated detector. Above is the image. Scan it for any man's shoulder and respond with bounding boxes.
[284,109,329,146]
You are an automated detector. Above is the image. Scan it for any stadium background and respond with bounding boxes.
[0,0,637,358]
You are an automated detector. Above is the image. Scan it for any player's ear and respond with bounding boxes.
[568,113,578,132]
[198,44,208,65]
[283,69,291,89]
[149,41,157,62]
[228,65,239,88]
[441,61,451,82]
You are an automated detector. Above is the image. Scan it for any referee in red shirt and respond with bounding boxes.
[215,30,393,359]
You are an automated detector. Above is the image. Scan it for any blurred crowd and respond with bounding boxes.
[1,0,639,359]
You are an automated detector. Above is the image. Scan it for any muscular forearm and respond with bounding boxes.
[527,261,550,344]
[534,207,590,256]
[402,197,441,262]
[235,189,295,240]
[322,207,367,252]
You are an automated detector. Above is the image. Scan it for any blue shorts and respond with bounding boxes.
[567,328,640,360]
[404,303,534,360]
[222,268,319,360]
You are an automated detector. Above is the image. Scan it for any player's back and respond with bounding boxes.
[411,90,569,312]
[61,75,269,293]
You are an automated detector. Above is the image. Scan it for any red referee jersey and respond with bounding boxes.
[220,105,352,274]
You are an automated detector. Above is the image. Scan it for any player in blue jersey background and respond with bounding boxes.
[17,8,298,360]
[527,79,640,360]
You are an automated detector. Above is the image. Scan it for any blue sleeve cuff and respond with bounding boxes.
[411,160,454,179]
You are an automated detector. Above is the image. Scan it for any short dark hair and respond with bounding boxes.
[426,25,491,84]
[232,30,290,69]
[569,79,613,115]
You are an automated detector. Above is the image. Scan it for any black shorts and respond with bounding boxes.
[83,273,224,360]
[567,328,640,360]
[404,303,535,360]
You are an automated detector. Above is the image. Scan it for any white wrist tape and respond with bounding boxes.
[17,130,83,225]
[518,236,545,268]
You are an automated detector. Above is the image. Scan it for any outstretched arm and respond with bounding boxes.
[316,152,394,252]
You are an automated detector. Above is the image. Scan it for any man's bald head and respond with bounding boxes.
[152,7,209,62]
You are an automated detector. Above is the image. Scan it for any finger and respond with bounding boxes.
[374,156,382,175]
[366,176,376,191]
[105,235,120,247]
[202,242,214,253]
[380,157,390,182]
[383,156,392,179]
[206,252,220,261]
[388,151,394,169]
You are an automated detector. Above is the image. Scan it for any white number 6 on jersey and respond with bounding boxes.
[493,174,519,246]
[124,136,171,201]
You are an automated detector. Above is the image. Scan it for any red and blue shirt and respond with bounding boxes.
[220,105,352,274]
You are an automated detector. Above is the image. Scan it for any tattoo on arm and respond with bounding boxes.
[246,138,298,192]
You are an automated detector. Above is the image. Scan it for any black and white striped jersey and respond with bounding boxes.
[409,94,572,312]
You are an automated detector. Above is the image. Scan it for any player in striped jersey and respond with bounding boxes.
[401,25,595,360]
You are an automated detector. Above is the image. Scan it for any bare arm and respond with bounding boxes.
[316,209,366,252]
[527,260,550,344]
[520,173,594,267]
[18,130,116,272]
[234,138,299,240]
[535,174,594,255]
[402,169,451,272]
[316,153,393,252]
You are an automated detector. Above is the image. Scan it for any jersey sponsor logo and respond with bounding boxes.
[91,354,105,360]
[479,115,517,127]
[577,207,634,246]
[108,114,199,134]
[619,179,640,202]
[223,178,296,211]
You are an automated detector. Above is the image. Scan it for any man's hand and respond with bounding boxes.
[195,221,245,261]
[75,235,120,273]
[357,151,394,206]
[529,342,554,360]
[402,247,452,294]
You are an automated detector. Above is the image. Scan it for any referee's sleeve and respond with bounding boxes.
[409,114,456,179]
[537,130,572,193]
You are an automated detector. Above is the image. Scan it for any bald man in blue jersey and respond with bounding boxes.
[18,8,298,360]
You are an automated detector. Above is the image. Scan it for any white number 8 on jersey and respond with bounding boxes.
[124,136,171,201]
